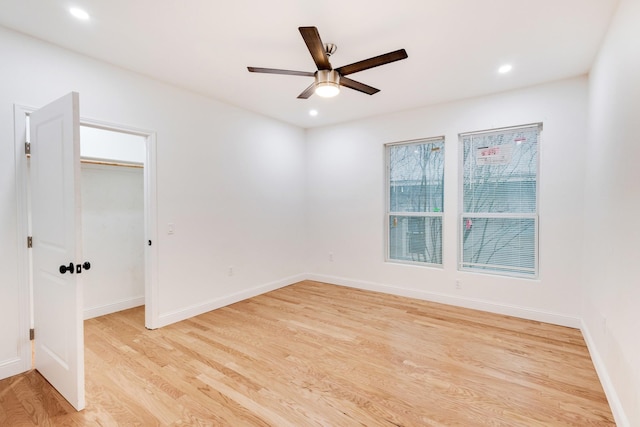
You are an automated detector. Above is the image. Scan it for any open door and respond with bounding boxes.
[30,92,85,411]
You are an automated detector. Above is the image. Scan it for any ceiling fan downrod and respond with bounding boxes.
[324,43,337,57]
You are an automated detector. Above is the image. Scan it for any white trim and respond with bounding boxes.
[84,297,145,320]
[66,117,159,329]
[580,319,630,427]
[306,273,581,328]
[155,274,307,328]
[1,105,33,380]
[459,122,542,137]
[0,357,23,370]
[389,211,444,218]
[460,213,537,219]
[386,258,445,269]
[385,135,446,147]
[460,262,535,272]
[143,132,159,329]
[79,117,152,137]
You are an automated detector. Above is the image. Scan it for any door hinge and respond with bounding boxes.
[27,236,32,248]
[29,328,35,340]
[25,142,31,155]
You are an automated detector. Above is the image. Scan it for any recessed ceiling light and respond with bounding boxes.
[498,64,513,74]
[69,7,90,20]
[309,109,318,117]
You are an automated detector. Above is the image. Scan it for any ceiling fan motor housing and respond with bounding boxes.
[316,69,340,85]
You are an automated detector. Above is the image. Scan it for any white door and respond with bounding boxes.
[30,92,85,411]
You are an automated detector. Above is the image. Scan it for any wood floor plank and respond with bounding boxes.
[0,280,614,425]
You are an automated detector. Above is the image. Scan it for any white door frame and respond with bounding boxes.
[13,105,160,361]
[8,105,32,378]
[78,117,159,329]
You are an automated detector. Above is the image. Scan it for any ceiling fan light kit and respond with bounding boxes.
[248,26,408,99]
[315,69,340,97]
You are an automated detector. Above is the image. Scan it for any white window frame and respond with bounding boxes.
[458,123,541,278]
[385,136,445,267]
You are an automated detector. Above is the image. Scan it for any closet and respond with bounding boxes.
[80,126,146,319]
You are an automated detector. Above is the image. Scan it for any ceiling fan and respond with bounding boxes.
[248,26,408,99]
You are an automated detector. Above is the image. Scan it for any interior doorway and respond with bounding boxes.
[75,121,157,329]
[80,126,146,319]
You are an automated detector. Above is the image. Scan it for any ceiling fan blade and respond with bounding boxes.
[339,76,380,95]
[299,26,331,70]
[247,67,315,77]
[335,49,408,76]
[297,82,316,99]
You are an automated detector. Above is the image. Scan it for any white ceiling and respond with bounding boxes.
[0,0,619,128]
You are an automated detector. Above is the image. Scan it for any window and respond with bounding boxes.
[386,137,445,265]
[459,124,540,277]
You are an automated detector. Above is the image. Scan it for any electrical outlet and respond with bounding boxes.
[167,223,175,235]
[329,252,334,262]
[228,266,234,276]
[455,280,462,290]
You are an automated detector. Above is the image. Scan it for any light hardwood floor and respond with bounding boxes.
[0,281,614,426]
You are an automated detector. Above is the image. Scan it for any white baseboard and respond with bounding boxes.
[0,356,31,382]
[84,296,145,320]
[581,319,630,427]
[156,273,307,328]
[306,273,582,328]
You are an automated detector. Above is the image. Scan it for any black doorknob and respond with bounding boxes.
[83,262,91,271]
[59,262,74,274]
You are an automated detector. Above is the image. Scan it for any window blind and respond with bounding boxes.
[460,124,540,277]
[387,138,445,265]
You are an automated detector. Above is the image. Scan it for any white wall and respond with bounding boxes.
[583,0,640,425]
[82,163,145,319]
[0,24,307,376]
[81,126,145,164]
[306,77,588,326]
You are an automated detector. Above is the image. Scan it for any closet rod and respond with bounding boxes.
[81,159,143,169]
[26,154,143,168]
